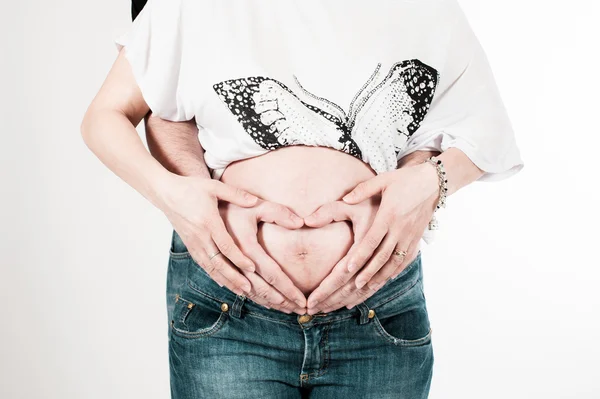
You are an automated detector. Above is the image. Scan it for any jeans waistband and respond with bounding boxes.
[171,229,423,326]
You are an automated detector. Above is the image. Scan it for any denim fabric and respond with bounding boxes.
[166,229,434,398]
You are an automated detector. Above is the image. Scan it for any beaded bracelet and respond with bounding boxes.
[425,156,448,230]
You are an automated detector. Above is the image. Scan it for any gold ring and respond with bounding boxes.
[392,249,408,258]
[209,250,222,260]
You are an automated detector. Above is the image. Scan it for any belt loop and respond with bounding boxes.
[355,302,371,325]
[230,294,246,318]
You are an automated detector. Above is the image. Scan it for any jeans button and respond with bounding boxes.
[298,314,313,324]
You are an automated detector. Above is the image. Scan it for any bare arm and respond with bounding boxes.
[81,49,260,292]
[305,146,485,312]
[81,50,307,310]
[144,114,211,178]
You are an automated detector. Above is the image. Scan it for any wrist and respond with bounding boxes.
[148,168,182,211]
[413,162,441,199]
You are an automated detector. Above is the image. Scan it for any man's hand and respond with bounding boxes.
[219,200,308,312]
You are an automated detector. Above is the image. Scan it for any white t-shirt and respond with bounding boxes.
[115,0,523,182]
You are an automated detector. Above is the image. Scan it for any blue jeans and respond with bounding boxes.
[166,230,434,398]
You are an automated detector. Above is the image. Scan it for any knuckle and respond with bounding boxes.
[339,285,355,299]
[218,239,232,255]
[355,287,370,298]
[275,204,288,216]
[365,235,380,250]
[211,257,225,271]
[264,273,279,286]
[320,299,336,309]
[236,188,250,200]
[333,273,348,288]
[255,287,270,300]
[276,298,292,308]
[202,262,216,275]
[377,249,392,265]
[361,272,375,284]
[201,217,214,230]
[392,253,404,267]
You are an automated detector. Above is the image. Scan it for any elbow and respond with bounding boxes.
[80,110,92,146]
[80,105,107,150]
[80,108,95,150]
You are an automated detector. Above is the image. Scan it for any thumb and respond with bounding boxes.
[211,180,259,207]
[342,174,388,204]
[304,201,352,227]
[256,201,304,229]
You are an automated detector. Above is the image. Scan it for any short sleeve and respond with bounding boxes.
[399,1,524,182]
[115,0,193,122]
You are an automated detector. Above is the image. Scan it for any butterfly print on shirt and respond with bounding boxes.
[213,59,439,173]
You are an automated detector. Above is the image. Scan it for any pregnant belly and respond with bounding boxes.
[220,145,379,296]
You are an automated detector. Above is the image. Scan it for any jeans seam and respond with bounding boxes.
[171,312,229,339]
[187,279,230,306]
[169,251,191,259]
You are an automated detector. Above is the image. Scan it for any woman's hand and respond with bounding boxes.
[304,163,440,314]
[159,174,267,296]
[218,200,308,312]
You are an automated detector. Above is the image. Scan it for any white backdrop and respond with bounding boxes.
[2,1,599,398]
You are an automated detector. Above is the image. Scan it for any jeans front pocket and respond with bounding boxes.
[371,279,432,347]
[170,289,230,339]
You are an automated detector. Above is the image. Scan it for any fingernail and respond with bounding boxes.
[307,308,319,315]
[368,281,383,291]
[355,279,366,289]
[307,298,318,308]
[346,304,355,309]
[347,262,357,273]
[296,298,306,307]
[342,193,352,202]
[242,283,252,293]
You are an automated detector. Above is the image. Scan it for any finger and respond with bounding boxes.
[210,180,259,207]
[202,241,253,295]
[303,201,352,227]
[192,245,248,295]
[326,284,377,313]
[342,174,391,204]
[242,267,303,314]
[307,278,358,314]
[344,282,383,310]
[305,253,354,310]
[346,210,391,273]
[242,271,297,314]
[354,232,404,290]
[344,240,416,310]
[246,242,307,308]
[256,201,304,229]
[390,239,420,280]
[209,217,256,272]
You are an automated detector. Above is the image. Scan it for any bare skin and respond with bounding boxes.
[81,49,308,313]
[82,48,484,315]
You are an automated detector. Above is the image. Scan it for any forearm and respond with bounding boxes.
[435,147,484,196]
[81,109,173,211]
[397,150,441,168]
[145,113,212,178]
[411,147,485,199]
